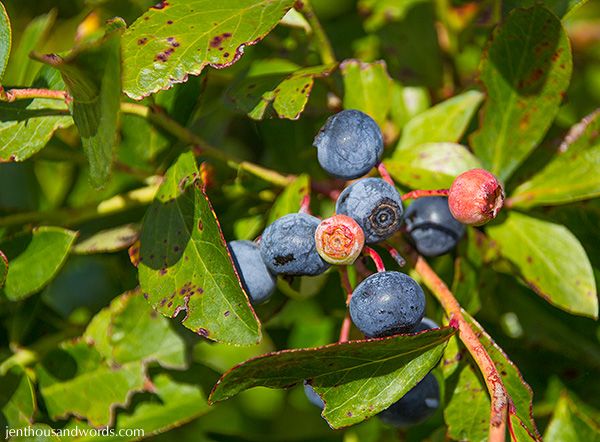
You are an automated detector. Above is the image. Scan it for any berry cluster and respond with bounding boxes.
[226,109,504,428]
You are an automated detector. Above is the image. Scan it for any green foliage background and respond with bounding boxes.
[0,0,599,440]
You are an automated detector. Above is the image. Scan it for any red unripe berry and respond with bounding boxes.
[315,215,365,265]
[448,169,504,226]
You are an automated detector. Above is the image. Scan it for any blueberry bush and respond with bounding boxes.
[0,1,599,441]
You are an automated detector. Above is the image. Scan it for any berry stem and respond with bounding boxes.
[0,87,69,102]
[401,189,449,202]
[338,267,354,343]
[298,194,312,214]
[363,246,386,272]
[377,163,395,187]
[413,255,508,442]
[384,244,406,267]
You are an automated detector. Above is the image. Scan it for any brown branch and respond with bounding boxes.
[414,255,508,442]
[0,87,69,102]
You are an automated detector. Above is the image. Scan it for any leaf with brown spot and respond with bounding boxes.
[122,0,297,100]
[471,6,572,181]
[138,152,261,345]
[209,327,455,428]
[487,211,598,319]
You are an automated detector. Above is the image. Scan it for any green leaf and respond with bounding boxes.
[0,67,72,162]
[37,340,147,427]
[385,143,481,189]
[268,173,310,224]
[122,0,296,100]
[341,59,392,128]
[84,290,188,370]
[487,211,598,318]
[36,20,124,188]
[73,224,139,254]
[0,367,36,428]
[3,10,56,86]
[545,393,600,442]
[471,6,573,182]
[463,311,541,438]
[1,226,77,301]
[209,327,455,428]
[444,363,489,442]
[0,0,11,81]
[228,64,335,120]
[0,249,6,288]
[73,367,212,441]
[396,90,483,151]
[139,152,261,345]
[358,0,429,32]
[510,110,600,208]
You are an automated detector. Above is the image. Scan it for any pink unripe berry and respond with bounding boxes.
[448,169,504,226]
[315,215,365,265]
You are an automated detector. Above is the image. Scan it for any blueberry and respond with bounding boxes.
[412,317,439,333]
[335,178,404,244]
[404,197,465,257]
[349,271,425,338]
[303,381,325,409]
[313,110,383,179]
[260,213,330,276]
[448,168,504,226]
[228,240,276,305]
[378,373,440,427]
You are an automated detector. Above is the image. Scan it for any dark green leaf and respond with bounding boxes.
[0,66,72,162]
[3,10,56,86]
[471,6,573,181]
[209,328,455,428]
[444,363,489,442]
[0,0,10,81]
[122,0,296,100]
[545,393,600,441]
[73,224,140,254]
[228,64,334,120]
[37,340,147,427]
[139,152,261,345]
[487,211,598,318]
[510,110,600,207]
[267,173,310,224]
[36,20,124,188]
[1,226,77,301]
[385,143,481,189]
[341,59,392,127]
[0,367,36,428]
[396,90,483,151]
[463,312,541,438]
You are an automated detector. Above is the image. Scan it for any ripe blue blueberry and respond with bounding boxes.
[349,271,425,338]
[336,178,404,244]
[303,381,325,409]
[404,197,465,257]
[313,109,384,179]
[378,373,440,427]
[260,213,330,276]
[228,240,276,305]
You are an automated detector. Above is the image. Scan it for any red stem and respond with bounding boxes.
[384,244,406,267]
[363,246,386,272]
[338,267,354,343]
[298,194,311,214]
[414,256,508,441]
[377,163,395,187]
[401,189,449,202]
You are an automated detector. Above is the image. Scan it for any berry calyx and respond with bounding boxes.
[448,168,504,226]
[315,214,365,265]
